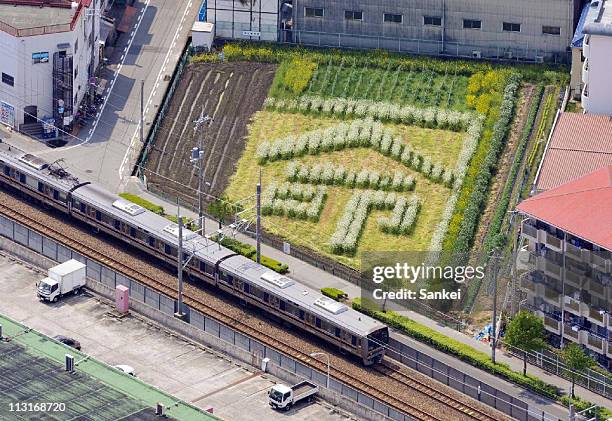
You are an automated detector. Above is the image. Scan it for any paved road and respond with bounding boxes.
[26,0,200,193]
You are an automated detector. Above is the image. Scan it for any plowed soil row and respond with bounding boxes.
[144,62,277,207]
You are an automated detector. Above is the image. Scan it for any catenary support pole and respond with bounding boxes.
[491,254,498,364]
[140,80,144,145]
[256,169,262,264]
[176,199,184,319]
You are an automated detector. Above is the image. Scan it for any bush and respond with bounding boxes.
[118,193,164,215]
[352,298,560,400]
[219,237,289,274]
[482,84,543,255]
[560,396,612,421]
[443,73,521,254]
[321,287,348,301]
[259,255,289,274]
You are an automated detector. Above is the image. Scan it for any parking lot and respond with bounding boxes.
[0,253,354,421]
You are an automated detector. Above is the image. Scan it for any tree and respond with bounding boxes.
[504,311,546,375]
[561,343,594,399]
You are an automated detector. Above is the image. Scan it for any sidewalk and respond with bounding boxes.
[125,178,611,417]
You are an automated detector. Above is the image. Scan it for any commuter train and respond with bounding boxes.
[0,147,388,365]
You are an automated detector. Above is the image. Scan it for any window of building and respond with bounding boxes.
[542,26,560,35]
[74,39,78,54]
[384,13,402,23]
[463,19,481,29]
[503,22,521,32]
[345,10,362,21]
[74,66,78,78]
[424,16,442,26]
[2,73,14,87]
[304,7,323,18]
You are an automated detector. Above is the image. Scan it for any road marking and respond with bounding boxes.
[33,0,152,156]
[118,0,193,180]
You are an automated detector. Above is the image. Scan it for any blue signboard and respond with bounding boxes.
[32,52,49,64]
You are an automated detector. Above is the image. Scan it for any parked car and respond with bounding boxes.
[114,365,136,376]
[53,335,81,350]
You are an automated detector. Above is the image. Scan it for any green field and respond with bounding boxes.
[303,61,468,110]
[225,110,465,268]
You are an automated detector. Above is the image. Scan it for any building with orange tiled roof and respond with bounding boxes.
[516,166,611,369]
[533,112,612,193]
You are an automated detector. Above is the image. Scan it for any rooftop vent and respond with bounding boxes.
[314,296,348,315]
[112,200,145,216]
[18,154,48,170]
[162,224,198,241]
[260,272,294,289]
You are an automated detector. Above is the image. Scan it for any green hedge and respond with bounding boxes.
[219,237,289,274]
[482,84,544,255]
[353,298,560,399]
[321,287,347,301]
[443,73,521,254]
[560,396,612,421]
[118,193,164,215]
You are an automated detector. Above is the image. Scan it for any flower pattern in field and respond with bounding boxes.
[258,96,484,255]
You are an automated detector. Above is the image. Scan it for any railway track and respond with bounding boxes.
[378,361,500,421]
[0,197,510,421]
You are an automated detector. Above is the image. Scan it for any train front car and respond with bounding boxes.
[362,325,389,365]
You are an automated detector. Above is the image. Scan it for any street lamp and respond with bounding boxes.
[309,352,330,388]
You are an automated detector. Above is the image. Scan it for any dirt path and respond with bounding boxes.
[144,62,277,208]
[470,84,537,256]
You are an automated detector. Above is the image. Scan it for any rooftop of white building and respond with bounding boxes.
[583,0,612,37]
[0,0,90,36]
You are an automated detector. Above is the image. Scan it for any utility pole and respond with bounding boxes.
[89,0,96,106]
[140,80,144,145]
[175,199,184,319]
[256,169,262,264]
[491,252,499,364]
[192,109,211,233]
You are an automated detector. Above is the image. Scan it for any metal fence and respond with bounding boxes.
[0,213,567,421]
[504,343,612,400]
[0,214,411,421]
[282,29,570,64]
[137,43,193,177]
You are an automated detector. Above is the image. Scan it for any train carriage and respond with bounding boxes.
[0,147,389,365]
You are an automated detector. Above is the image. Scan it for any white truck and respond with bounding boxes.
[268,381,318,411]
[37,260,87,302]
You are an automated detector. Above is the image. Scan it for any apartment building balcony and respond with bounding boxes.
[583,34,590,58]
[543,258,562,280]
[544,314,561,335]
[565,242,586,262]
[585,332,605,354]
[607,340,612,358]
[582,84,590,110]
[543,285,562,306]
[521,221,539,243]
[588,307,607,327]
[591,250,611,272]
[564,296,582,315]
[588,278,606,298]
[544,232,563,252]
[563,323,584,344]
[565,270,585,289]
[582,59,588,84]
